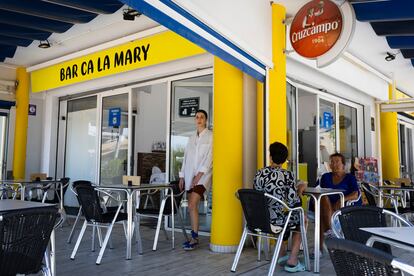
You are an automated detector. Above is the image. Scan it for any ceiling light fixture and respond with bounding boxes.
[38,40,51,49]
[385,52,396,61]
[123,8,141,21]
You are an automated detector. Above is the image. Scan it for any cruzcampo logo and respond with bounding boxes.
[290,0,343,59]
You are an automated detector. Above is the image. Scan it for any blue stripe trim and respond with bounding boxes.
[386,36,414,49]
[159,0,266,70]
[120,0,265,82]
[0,100,15,110]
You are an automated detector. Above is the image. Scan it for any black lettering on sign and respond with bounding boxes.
[65,67,71,80]
[87,60,94,74]
[134,46,141,62]
[103,55,110,70]
[72,64,78,78]
[81,61,87,76]
[125,49,132,65]
[142,44,150,60]
[114,51,124,67]
[60,68,65,81]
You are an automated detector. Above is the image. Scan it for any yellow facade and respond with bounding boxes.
[210,57,243,251]
[380,85,400,180]
[13,67,30,180]
[269,4,287,155]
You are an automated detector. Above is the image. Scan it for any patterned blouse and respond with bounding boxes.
[253,166,301,227]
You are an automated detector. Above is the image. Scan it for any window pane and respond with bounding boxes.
[339,103,358,167]
[319,99,336,171]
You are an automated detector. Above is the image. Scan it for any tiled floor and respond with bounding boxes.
[43,217,414,276]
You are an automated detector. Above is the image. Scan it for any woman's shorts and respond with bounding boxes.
[188,185,206,198]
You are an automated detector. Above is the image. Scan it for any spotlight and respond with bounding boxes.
[385,52,396,61]
[38,40,51,49]
[123,8,141,21]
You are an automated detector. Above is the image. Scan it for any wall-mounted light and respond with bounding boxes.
[123,8,141,21]
[385,52,396,61]
[38,40,51,49]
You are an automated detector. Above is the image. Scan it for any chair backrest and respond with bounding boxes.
[74,183,104,222]
[335,205,391,253]
[162,181,184,215]
[0,206,58,275]
[30,173,47,181]
[237,189,273,234]
[326,238,401,276]
[361,182,378,206]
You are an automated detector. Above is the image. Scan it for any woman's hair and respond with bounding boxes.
[269,142,288,164]
[196,109,208,120]
[330,152,345,165]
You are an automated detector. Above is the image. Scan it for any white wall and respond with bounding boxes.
[25,97,45,177]
[174,0,272,67]
[134,83,168,153]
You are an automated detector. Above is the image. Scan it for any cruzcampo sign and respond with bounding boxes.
[31,31,205,92]
[289,0,355,67]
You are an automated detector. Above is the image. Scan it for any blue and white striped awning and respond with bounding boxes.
[119,0,267,82]
[351,0,414,67]
[0,0,123,62]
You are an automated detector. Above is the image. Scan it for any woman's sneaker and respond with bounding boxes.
[183,230,199,251]
[284,261,306,273]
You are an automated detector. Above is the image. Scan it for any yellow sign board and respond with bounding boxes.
[31,31,205,92]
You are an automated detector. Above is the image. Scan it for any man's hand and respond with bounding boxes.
[179,178,184,191]
[191,172,204,188]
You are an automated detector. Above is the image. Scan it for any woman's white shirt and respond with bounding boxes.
[179,128,213,191]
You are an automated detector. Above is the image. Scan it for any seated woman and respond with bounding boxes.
[319,152,361,249]
[254,142,307,273]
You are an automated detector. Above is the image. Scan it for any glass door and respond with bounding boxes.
[0,112,9,179]
[169,74,213,233]
[319,98,337,174]
[287,82,298,177]
[61,96,98,207]
[99,92,130,185]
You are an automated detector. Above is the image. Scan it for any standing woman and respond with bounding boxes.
[179,109,213,251]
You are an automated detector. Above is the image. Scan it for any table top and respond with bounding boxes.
[375,185,414,191]
[304,187,345,195]
[0,179,62,186]
[0,199,57,213]
[361,227,414,247]
[97,183,172,190]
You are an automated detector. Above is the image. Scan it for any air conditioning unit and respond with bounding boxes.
[0,80,16,94]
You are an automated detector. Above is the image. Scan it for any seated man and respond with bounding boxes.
[254,142,307,273]
[318,152,361,249]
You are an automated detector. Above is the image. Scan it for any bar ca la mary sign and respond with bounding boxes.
[289,0,355,67]
[31,31,205,92]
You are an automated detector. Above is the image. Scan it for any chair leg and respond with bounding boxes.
[176,204,189,241]
[153,198,167,251]
[92,225,96,252]
[268,236,284,276]
[300,211,310,271]
[264,239,270,261]
[231,227,248,272]
[134,215,143,254]
[71,220,88,260]
[163,219,169,241]
[67,208,82,243]
[96,224,115,265]
[257,236,262,261]
[97,227,103,248]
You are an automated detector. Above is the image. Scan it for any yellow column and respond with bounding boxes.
[210,57,243,252]
[13,67,29,180]
[269,4,287,150]
[257,81,264,169]
[380,85,400,180]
